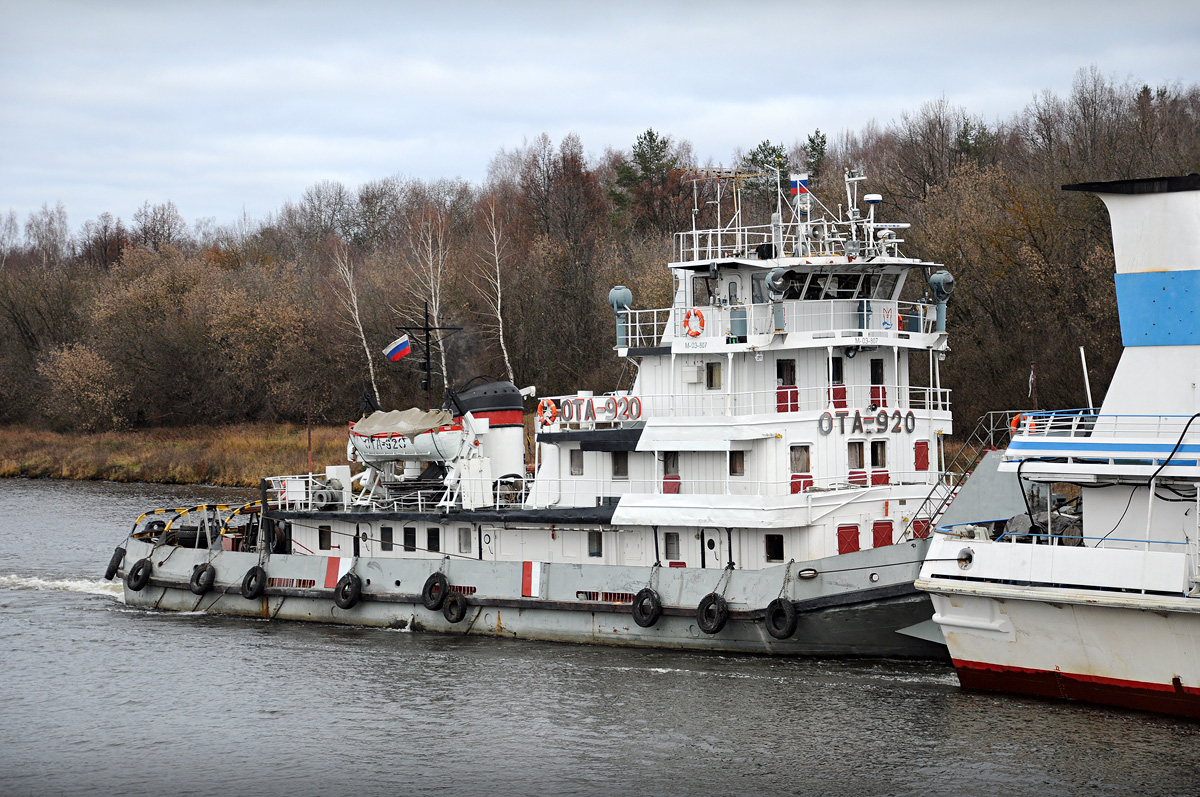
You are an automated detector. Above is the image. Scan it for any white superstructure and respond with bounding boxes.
[918,174,1200,716]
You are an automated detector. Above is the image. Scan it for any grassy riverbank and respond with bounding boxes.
[0,424,351,487]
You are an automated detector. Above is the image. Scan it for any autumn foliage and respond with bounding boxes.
[2,69,1198,436]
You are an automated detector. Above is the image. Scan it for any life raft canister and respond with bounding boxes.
[537,398,558,424]
[683,307,705,338]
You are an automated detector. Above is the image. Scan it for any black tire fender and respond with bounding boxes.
[442,591,468,623]
[696,592,729,635]
[764,597,798,640]
[104,546,126,581]
[190,562,216,595]
[421,572,448,610]
[335,572,362,610]
[241,565,267,600]
[126,558,152,592]
[631,587,662,628]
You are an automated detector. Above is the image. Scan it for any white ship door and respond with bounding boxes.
[700,528,725,569]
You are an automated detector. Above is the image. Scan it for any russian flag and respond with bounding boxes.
[789,172,809,195]
[383,334,411,362]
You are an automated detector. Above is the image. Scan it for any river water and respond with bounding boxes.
[2,478,1198,796]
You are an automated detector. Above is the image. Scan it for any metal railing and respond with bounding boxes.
[621,298,937,349]
[541,383,951,431]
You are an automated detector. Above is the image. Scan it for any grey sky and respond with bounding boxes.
[2,0,1197,231]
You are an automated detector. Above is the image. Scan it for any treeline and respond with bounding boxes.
[2,67,1199,433]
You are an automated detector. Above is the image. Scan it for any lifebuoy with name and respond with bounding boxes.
[335,572,362,609]
[537,398,558,424]
[126,558,152,591]
[696,592,729,634]
[764,597,798,639]
[442,591,468,623]
[631,587,662,628]
[683,307,705,337]
[190,562,216,595]
[104,546,126,581]
[241,565,267,600]
[422,572,448,610]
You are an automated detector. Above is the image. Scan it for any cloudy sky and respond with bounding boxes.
[2,0,1197,231]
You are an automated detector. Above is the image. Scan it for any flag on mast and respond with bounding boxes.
[383,335,412,362]
[789,173,809,195]
[1028,364,1036,398]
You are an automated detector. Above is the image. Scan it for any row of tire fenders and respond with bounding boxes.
[105,546,800,638]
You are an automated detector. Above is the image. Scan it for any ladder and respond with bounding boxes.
[902,410,1024,540]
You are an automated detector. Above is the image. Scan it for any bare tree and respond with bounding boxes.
[132,200,188,251]
[332,242,381,405]
[0,210,18,269]
[474,195,515,383]
[25,202,71,266]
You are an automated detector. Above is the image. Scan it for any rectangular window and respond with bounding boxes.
[381,526,394,552]
[664,531,680,560]
[318,525,332,551]
[427,527,440,553]
[612,450,629,480]
[706,361,722,389]
[692,275,717,306]
[403,526,416,552]
[751,273,767,304]
[458,527,472,554]
[870,358,884,386]
[729,450,745,476]
[765,533,784,562]
[777,359,796,386]
[790,445,811,474]
[831,356,844,385]
[570,448,584,476]
[871,440,887,468]
[663,451,679,476]
[588,530,603,558]
[848,441,865,470]
[873,273,898,299]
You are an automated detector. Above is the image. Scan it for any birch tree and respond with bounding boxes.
[332,242,381,405]
[474,195,515,383]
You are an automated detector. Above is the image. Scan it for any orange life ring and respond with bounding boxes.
[537,398,558,424]
[683,307,705,338]
[1009,413,1022,433]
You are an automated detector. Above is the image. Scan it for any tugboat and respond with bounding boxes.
[107,168,954,656]
[917,174,1200,714]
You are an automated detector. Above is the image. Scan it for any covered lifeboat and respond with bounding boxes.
[348,408,464,463]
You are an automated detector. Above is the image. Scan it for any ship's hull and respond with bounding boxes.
[119,537,945,657]
[918,537,1200,717]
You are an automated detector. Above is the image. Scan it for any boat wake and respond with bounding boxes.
[0,574,124,599]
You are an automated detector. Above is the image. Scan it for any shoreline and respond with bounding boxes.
[0,424,351,487]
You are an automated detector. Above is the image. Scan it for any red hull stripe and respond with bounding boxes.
[953,658,1200,718]
[324,557,340,589]
[455,409,524,428]
[521,561,533,597]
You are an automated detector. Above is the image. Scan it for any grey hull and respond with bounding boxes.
[118,538,945,658]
